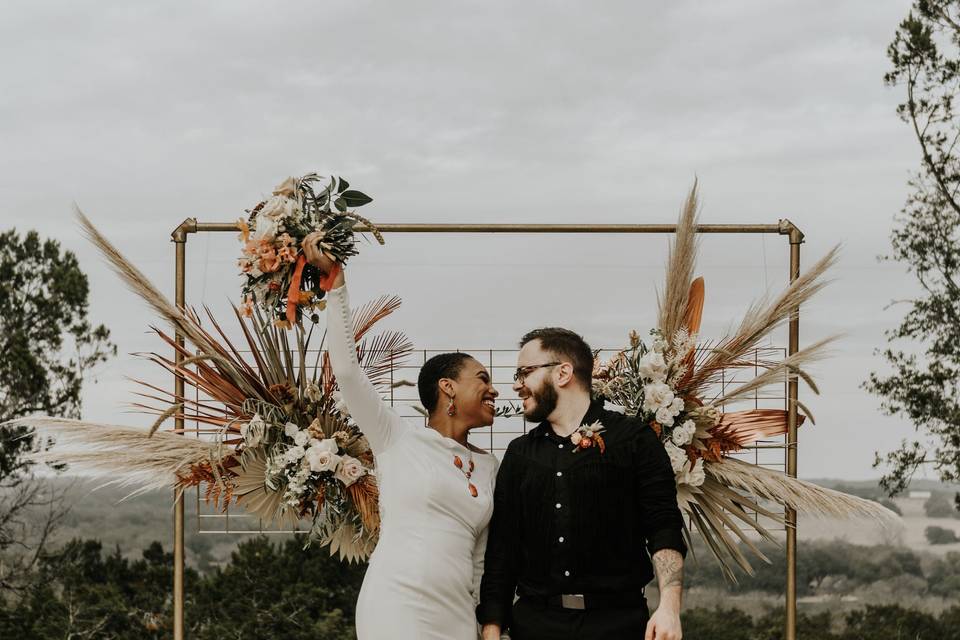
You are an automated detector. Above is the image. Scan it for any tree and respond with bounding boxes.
[925,525,960,544]
[924,491,960,517]
[0,228,115,592]
[867,1,960,503]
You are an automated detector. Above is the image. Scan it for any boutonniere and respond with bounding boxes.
[570,420,606,454]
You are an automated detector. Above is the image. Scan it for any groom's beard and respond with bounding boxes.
[523,379,558,423]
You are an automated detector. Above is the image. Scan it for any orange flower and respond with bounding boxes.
[259,249,281,273]
[579,436,593,449]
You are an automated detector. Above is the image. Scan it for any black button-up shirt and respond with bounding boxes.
[476,400,687,629]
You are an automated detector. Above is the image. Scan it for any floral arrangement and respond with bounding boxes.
[238,173,383,328]
[570,420,606,453]
[11,210,412,562]
[590,185,899,580]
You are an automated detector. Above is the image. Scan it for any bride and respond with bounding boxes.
[303,232,499,640]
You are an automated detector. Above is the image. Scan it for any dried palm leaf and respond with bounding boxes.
[710,409,802,449]
[684,246,839,396]
[706,458,900,524]
[9,417,227,492]
[357,331,415,390]
[658,183,700,339]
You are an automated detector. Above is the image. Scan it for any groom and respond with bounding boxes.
[477,328,685,640]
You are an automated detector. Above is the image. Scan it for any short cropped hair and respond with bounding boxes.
[519,327,593,390]
[417,352,474,413]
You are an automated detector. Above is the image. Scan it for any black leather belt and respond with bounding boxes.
[523,589,646,611]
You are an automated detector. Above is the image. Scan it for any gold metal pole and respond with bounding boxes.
[784,220,804,640]
[171,219,193,640]
[192,221,785,234]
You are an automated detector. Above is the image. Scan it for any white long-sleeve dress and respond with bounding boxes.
[326,285,497,640]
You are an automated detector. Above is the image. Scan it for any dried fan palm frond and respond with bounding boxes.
[658,183,700,340]
[709,409,802,449]
[684,245,839,396]
[346,475,381,534]
[357,331,414,390]
[706,458,900,524]
[9,417,228,491]
[353,295,403,342]
[712,336,837,415]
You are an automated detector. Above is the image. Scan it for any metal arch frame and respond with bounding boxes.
[169,219,805,640]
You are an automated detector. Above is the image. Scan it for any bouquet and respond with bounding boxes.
[238,173,383,328]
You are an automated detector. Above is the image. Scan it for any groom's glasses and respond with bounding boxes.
[513,362,562,384]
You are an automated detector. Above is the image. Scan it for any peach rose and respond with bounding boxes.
[335,456,365,487]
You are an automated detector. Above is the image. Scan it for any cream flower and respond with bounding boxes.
[293,430,310,447]
[335,455,366,487]
[284,422,301,438]
[310,438,339,454]
[656,406,676,427]
[272,177,299,198]
[671,420,696,446]
[240,414,265,447]
[643,381,675,413]
[570,432,582,446]
[670,397,685,413]
[284,445,306,465]
[259,195,297,221]
[305,446,340,473]
[637,351,668,382]
[664,441,689,474]
[252,213,279,242]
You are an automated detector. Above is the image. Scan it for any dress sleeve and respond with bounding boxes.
[326,285,408,454]
[476,446,521,630]
[470,456,499,606]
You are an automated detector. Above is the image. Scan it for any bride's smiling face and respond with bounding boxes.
[441,358,499,428]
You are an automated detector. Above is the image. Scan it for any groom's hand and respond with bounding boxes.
[302,231,337,274]
[481,623,502,640]
[644,606,682,640]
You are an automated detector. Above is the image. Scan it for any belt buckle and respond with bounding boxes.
[560,594,585,610]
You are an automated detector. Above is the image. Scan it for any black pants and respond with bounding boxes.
[509,596,650,640]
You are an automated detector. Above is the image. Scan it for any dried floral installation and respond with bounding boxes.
[8,205,407,562]
[592,183,899,579]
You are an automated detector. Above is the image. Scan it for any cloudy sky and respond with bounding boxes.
[1,0,928,480]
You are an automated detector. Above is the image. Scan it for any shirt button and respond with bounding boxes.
[556,471,563,477]
[564,570,571,577]
[558,443,564,449]
[559,536,565,543]
[555,503,562,509]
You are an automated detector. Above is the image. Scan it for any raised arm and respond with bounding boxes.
[324,284,408,455]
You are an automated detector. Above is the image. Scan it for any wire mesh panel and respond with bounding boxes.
[192,345,791,537]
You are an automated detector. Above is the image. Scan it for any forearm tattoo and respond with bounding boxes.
[652,549,684,590]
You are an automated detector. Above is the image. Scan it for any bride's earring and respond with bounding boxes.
[446,397,457,417]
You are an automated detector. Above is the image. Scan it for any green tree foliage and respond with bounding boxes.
[868,0,960,502]
[925,524,960,544]
[0,536,364,639]
[0,229,115,592]
[924,491,960,517]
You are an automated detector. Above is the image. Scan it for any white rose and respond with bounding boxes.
[643,382,675,413]
[309,438,339,454]
[670,397,685,413]
[284,422,300,438]
[656,406,676,427]
[335,455,366,487]
[284,445,306,465]
[272,177,299,198]
[252,213,279,241]
[293,430,310,447]
[259,195,296,221]
[664,442,689,474]
[671,420,696,447]
[637,351,668,382]
[306,447,341,473]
